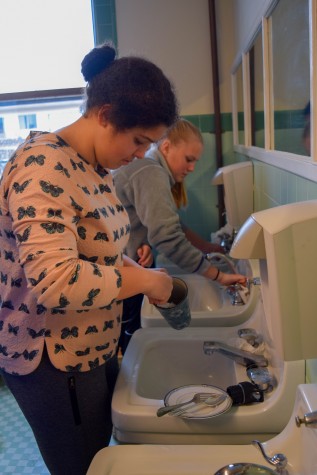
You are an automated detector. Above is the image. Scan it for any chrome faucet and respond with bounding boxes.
[226,284,246,305]
[219,229,238,253]
[203,341,268,367]
[252,440,288,474]
[238,328,263,347]
[205,252,238,274]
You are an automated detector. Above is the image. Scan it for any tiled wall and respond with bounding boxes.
[91,0,117,46]
[179,114,236,240]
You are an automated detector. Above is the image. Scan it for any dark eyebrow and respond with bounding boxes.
[139,134,157,143]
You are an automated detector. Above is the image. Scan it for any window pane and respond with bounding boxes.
[0,0,94,93]
[0,0,95,176]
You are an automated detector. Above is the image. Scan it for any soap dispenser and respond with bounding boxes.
[212,161,253,231]
[230,200,317,362]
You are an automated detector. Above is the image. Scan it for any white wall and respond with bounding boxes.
[115,0,214,115]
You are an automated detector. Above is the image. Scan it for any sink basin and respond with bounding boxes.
[87,445,274,475]
[141,259,260,327]
[136,338,235,400]
[112,316,305,444]
[91,384,317,474]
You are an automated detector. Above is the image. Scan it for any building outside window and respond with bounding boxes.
[0,0,108,175]
[18,114,37,130]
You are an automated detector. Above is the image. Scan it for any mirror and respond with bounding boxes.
[236,62,245,145]
[271,0,310,156]
[250,29,264,148]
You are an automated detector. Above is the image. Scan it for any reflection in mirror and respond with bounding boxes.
[271,0,310,156]
[250,29,264,148]
[236,63,245,145]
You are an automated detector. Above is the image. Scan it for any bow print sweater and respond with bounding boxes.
[0,131,129,375]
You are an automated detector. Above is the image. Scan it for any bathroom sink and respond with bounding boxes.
[98,384,317,474]
[141,259,260,327]
[112,318,305,444]
[136,336,235,399]
[87,445,273,475]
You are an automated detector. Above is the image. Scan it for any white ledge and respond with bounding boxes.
[234,145,317,182]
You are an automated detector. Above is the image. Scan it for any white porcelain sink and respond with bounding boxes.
[112,313,305,444]
[136,336,235,400]
[141,259,260,327]
[90,384,317,474]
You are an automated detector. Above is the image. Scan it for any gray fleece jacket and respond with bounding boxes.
[113,146,211,275]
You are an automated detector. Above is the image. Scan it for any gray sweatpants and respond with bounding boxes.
[1,346,119,475]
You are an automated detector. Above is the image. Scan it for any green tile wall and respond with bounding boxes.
[178,132,220,241]
[91,0,117,46]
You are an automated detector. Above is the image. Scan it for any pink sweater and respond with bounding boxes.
[0,131,129,375]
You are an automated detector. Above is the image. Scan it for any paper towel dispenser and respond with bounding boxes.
[212,162,253,230]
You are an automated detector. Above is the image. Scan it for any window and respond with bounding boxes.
[18,114,37,130]
[0,0,94,172]
[0,0,117,176]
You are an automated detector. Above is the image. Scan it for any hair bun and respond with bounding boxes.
[81,43,116,82]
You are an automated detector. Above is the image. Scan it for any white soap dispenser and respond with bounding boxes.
[230,200,317,362]
[212,161,253,231]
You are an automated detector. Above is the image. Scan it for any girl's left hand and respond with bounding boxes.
[137,244,154,268]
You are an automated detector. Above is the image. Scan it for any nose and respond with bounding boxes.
[134,151,146,160]
[134,144,151,159]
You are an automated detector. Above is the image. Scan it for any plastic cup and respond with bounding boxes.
[155,277,191,330]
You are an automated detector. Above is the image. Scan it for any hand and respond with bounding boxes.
[137,244,154,267]
[144,268,173,305]
[217,272,247,287]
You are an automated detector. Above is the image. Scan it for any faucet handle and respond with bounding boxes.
[295,410,317,428]
[238,328,263,347]
[246,277,261,291]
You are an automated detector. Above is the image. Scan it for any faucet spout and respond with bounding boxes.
[203,341,268,368]
[205,252,238,274]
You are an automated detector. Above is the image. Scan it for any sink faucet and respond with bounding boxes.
[205,252,238,274]
[203,341,268,367]
[226,283,246,305]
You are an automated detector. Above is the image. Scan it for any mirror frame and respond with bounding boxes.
[231,0,317,182]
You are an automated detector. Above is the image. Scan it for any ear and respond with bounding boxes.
[97,105,112,127]
[159,139,170,157]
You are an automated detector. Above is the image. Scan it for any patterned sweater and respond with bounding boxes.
[0,131,129,375]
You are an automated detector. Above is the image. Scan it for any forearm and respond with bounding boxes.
[183,224,223,254]
[123,254,139,267]
[117,266,172,304]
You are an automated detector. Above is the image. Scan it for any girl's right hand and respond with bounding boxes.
[144,268,173,305]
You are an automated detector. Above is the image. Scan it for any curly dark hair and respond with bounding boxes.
[81,42,178,131]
